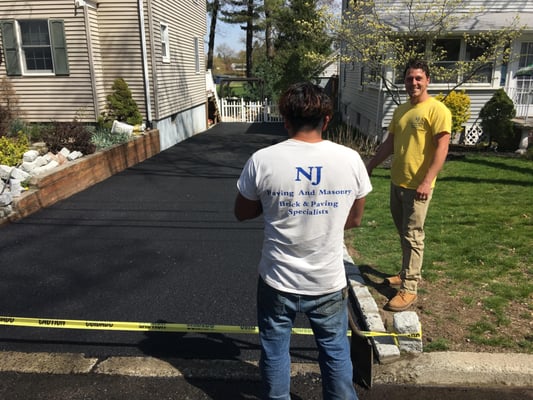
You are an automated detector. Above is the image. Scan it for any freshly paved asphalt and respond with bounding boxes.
[1,122,532,399]
[0,123,313,360]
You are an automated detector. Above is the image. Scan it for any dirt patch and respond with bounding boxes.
[346,244,533,353]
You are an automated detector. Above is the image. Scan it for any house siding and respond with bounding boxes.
[150,0,206,120]
[1,0,207,150]
[0,0,97,122]
[96,0,148,121]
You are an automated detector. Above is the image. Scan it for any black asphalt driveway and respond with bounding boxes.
[0,123,322,361]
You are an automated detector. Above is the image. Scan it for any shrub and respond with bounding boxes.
[42,120,96,155]
[436,90,471,142]
[100,78,143,129]
[91,126,130,151]
[0,131,29,166]
[0,77,21,136]
[479,89,517,151]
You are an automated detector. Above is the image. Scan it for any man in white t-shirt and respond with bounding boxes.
[235,82,372,400]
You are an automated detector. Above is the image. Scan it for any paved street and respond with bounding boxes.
[0,372,531,400]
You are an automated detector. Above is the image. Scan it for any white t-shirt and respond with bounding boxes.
[237,139,372,295]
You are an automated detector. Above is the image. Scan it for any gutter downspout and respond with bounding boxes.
[145,0,160,122]
[79,2,100,120]
[138,0,153,127]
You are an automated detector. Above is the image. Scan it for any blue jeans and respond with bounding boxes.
[257,277,358,400]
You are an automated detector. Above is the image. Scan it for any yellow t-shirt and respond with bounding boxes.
[389,97,451,189]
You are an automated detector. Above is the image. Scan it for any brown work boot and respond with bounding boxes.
[384,290,417,312]
[383,274,402,286]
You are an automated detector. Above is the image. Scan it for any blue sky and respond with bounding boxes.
[206,1,341,54]
[206,17,246,54]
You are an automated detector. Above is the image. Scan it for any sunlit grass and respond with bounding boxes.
[346,153,533,351]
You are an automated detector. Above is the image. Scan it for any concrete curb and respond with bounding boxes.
[372,351,533,387]
[0,351,532,388]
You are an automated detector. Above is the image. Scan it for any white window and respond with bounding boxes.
[194,37,200,73]
[19,20,53,72]
[518,42,533,71]
[0,19,69,76]
[392,37,494,85]
[516,42,533,107]
[160,23,170,63]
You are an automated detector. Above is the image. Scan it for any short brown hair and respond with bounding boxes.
[404,59,430,79]
[278,82,333,132]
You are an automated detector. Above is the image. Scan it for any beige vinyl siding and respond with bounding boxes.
[150,0,206,120]
[96,1,148,121]
[0,1,96,122]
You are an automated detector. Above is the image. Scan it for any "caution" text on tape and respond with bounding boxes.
[0,315,422,339]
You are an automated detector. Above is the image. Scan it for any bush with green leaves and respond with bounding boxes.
[0,131,29,166]
[479,89,518,151]
[90,126,130,151]
[100,78,143,129]
[436,90,471,142]
[0,77,20,137]
[42,121,96,155]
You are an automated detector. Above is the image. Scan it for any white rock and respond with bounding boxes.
[59,147,71,158]
[67,151,83,161]
[393,311,423,353]
[0,166,30,181]
[0,165,12,179]
[32,160,59,176]
[21,156,49,173]
[9,179,22,197]
[10,168,30,181]
[23,150,40,162]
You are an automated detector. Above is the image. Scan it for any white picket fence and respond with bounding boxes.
[219,98,283,123]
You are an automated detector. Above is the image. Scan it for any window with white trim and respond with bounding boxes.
[393,37,494,85]
[160,22,170,63]
[518,42,533,70]
[516,42,533,106]
[0,19,69,76]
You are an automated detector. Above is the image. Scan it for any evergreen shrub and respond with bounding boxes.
[479,89,518,151]
[100,78,143,129]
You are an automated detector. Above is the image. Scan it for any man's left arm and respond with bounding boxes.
[416,132,450,200]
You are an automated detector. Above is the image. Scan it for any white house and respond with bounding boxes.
[338,0,533,146]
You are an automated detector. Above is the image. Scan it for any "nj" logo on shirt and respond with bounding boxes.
[295,166,322,186]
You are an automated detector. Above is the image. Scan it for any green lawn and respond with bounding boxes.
[348,153,533,351]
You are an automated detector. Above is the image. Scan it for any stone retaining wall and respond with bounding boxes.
[1,130,160,225]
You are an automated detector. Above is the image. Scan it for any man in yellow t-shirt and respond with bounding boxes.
[366,59,452,312]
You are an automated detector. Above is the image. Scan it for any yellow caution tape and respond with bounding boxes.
[0,316,421,339]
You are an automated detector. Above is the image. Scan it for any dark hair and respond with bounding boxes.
[278,82,333,132]
[404,59,430,79]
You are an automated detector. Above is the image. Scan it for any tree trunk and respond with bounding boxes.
[245,0,254,77]
[207,0,220,70]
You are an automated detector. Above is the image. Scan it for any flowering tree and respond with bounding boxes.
[331,0,523,104]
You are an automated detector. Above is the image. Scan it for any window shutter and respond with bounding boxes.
[0,20,22,76]
[49,19,69,76]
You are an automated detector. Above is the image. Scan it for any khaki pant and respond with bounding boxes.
[390,184,432,294]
